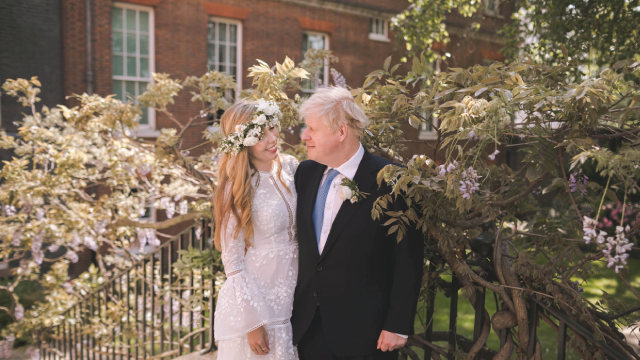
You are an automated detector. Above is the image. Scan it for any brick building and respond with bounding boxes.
[0,0,511,277]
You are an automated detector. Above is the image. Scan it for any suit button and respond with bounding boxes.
[317,265,322,271]
[313,291,318,297]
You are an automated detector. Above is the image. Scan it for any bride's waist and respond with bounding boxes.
[248,241,298,251]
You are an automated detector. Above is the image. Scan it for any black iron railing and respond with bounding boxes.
[37,218,635,360]
[40,220,217,360]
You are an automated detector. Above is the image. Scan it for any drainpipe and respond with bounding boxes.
[86,0,94,95]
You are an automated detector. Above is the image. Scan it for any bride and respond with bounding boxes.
[213,100,299,359]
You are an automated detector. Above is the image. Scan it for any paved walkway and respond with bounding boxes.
[623,323,640,354]
[175,350,217,360]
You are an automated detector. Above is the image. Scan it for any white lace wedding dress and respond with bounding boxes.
[214,154,299,359]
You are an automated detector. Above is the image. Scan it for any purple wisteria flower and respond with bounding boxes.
[583,216,634,273]
[569,169,588,196]
[330,68,347,88]
[459,167,481,199]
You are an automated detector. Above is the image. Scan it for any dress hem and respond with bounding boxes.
[214,318,293,341]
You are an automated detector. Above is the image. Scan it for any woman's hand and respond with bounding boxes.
[247,326,270,355]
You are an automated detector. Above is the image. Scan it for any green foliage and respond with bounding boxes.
[502,0,640,69]
[392,0,482,60]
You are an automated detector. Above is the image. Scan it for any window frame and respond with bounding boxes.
[418,57,441,140]
[112,2,157,137]
[301,31,330,93]
[207,16,243,95]
[368,17,390,42]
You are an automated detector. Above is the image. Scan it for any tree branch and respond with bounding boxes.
[111,212,198,229]
[489,171,549,207]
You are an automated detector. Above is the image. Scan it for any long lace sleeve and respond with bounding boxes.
[214,212,271,340]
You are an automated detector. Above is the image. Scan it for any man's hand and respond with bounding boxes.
[377,330,407,352]
[247,326,270,355]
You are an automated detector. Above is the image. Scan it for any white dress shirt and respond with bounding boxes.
[316,143,364,254]
[315,143,407,339]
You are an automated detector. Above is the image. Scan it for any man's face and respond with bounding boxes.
[301,114,341,165]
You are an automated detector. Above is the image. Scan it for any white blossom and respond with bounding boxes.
[47,244,59,253]
[84,236,98,251]
[33,251,44,265]
[35,208,45,220]
[195,227,202,240]
[179,200,188,215]
[66,251,79,263]
[15,304,24,322]
[146,229,160,247]
[4,205,16,217]
[488,149,500,161]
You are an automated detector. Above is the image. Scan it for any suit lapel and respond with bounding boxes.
[318,150,378,262]
[304,162,327,258]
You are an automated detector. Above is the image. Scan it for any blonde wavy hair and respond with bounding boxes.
[213,102,290,251]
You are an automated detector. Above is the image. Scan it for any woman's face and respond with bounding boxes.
[247,125,279,168]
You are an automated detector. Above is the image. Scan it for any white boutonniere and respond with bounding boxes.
[339,178,369,203]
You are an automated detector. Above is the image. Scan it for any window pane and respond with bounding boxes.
[140,58,149,78]
[230,45,236,64]
[139,11,149,32]
[138,81,148,95]
[140,107,149,125]
[113,80,124,100]
[219,44,226,65]
[208,22,215,42]
[125,81,136,100]
[208,43,215,64]
[126,9,136,31]
[370,18,373,33]
[140,35,149,55]
[309,34,324,50]
[375,19,380,34]
[218,23,226,42]
[230,24,237,43]
[113,55,124,76]
[127,56,137,77]
[112,8,123,30]
[302,33,308,53]
[126,33,136,54]
[112,31,123,53]
[218,64,226,73]
[230,66,237,79]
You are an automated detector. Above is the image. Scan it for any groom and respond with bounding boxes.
[292,87,424,359]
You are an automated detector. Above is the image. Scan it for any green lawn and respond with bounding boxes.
[408,258,640,359]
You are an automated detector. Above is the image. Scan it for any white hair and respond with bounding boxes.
[299,86,370,138]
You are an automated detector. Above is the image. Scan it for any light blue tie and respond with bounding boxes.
[312,169,340,246]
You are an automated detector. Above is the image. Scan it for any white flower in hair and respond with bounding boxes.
[264,103,278,116]
[257,98,269,112]
[254,114,267,125]
[220,98,281,155]
[243,136,259,147]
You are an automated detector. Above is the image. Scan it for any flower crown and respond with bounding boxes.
[220,99,282,155]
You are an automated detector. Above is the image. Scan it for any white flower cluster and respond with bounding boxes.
[220,99,281,155]
[583,216,634,273]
